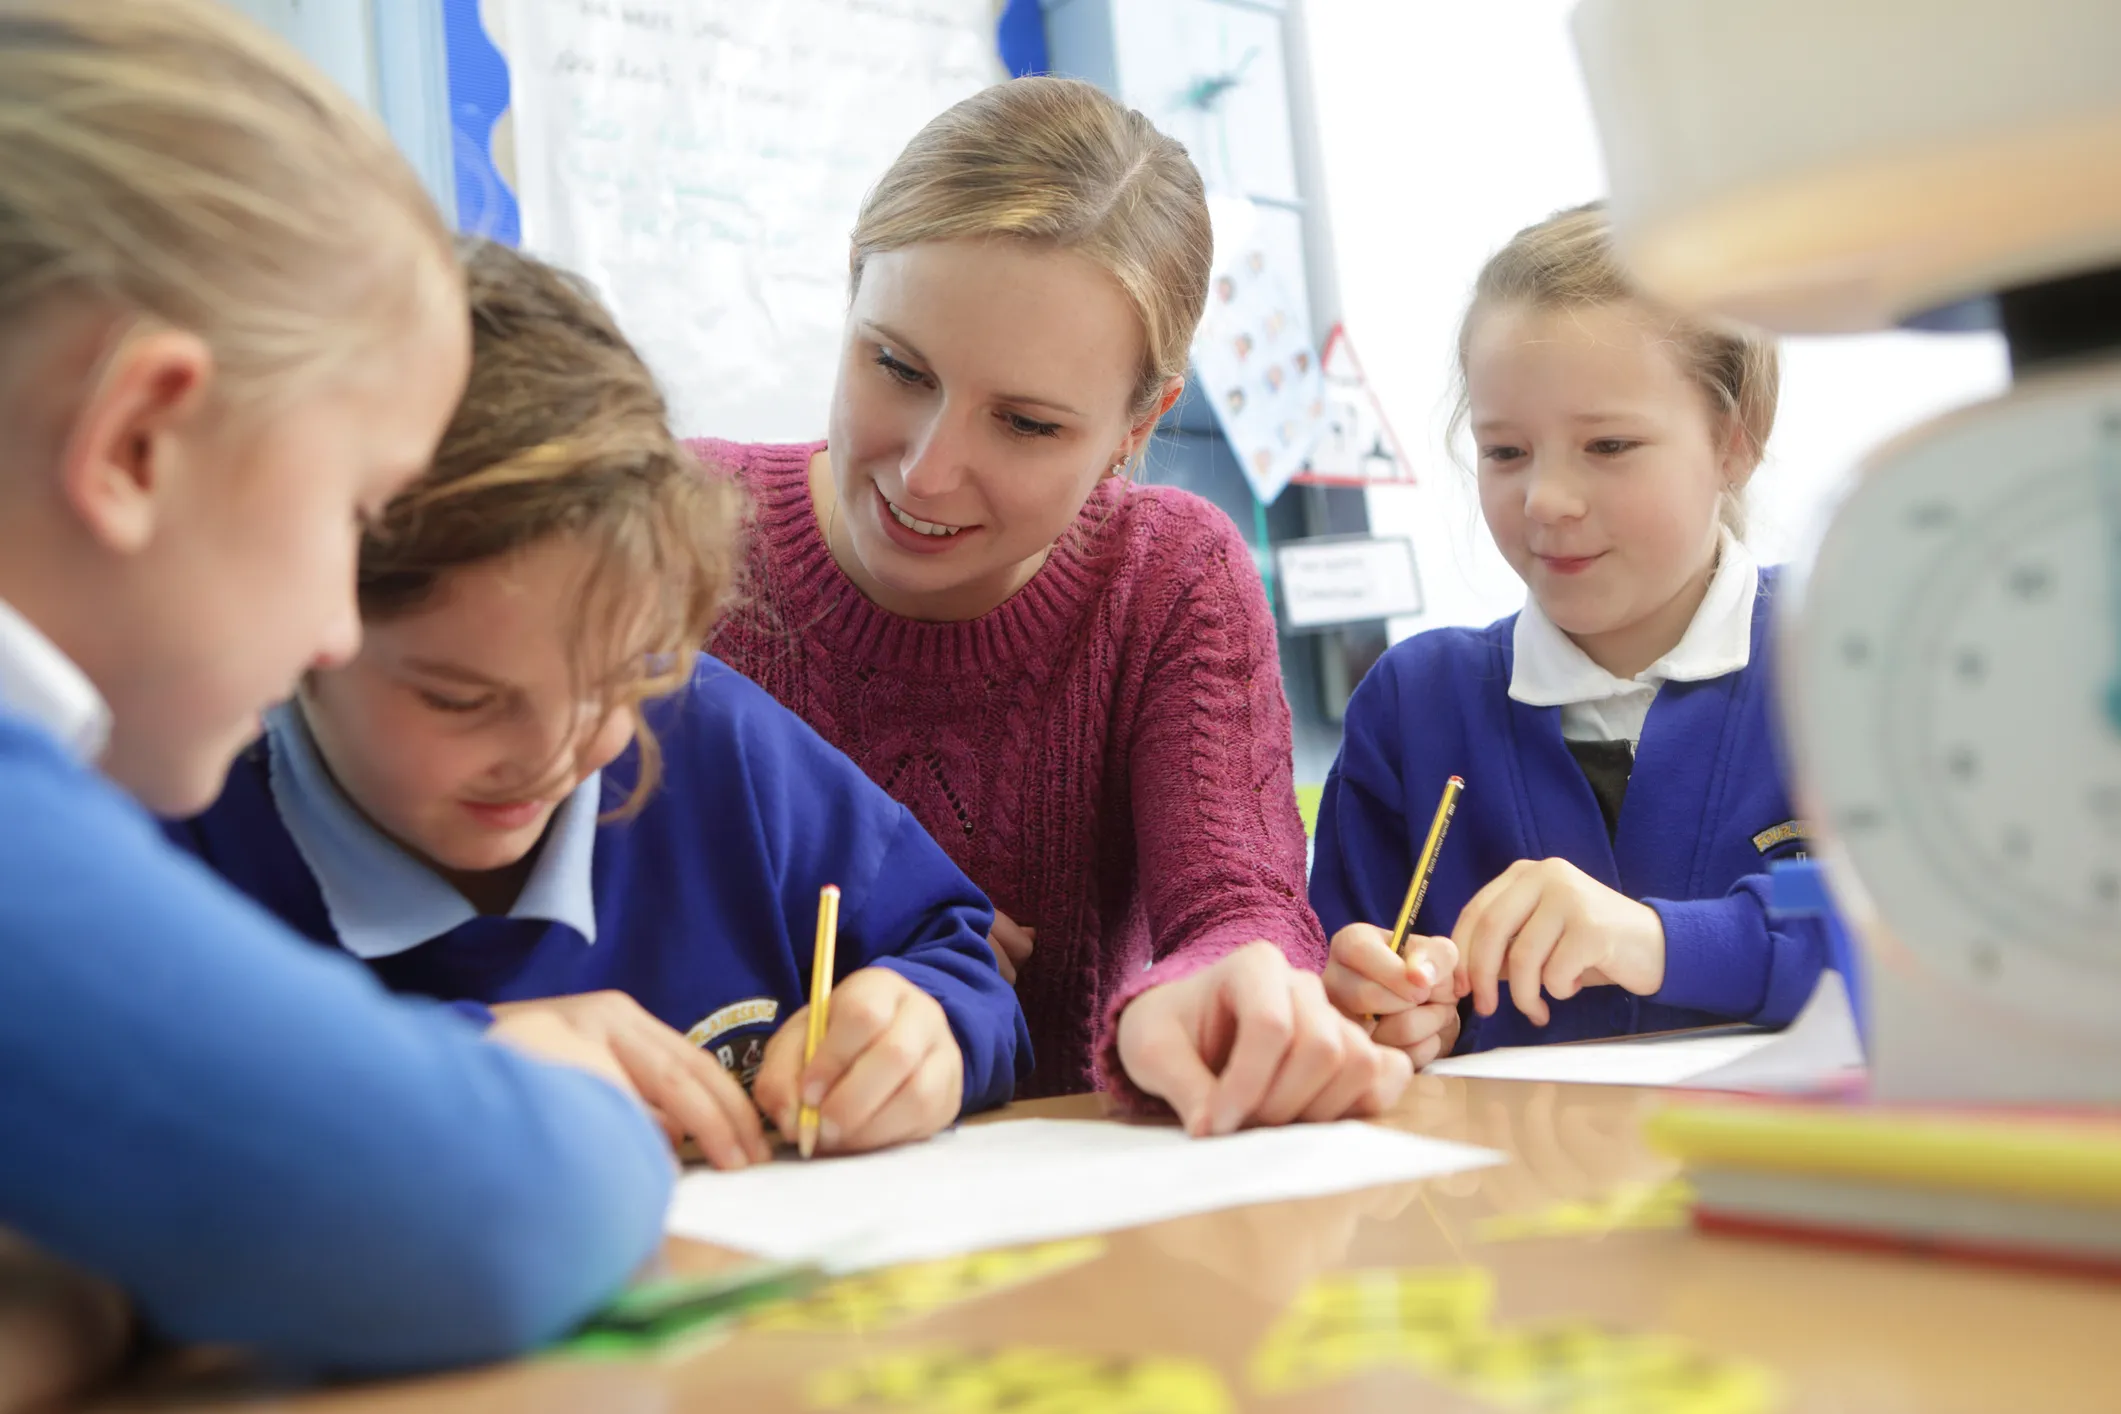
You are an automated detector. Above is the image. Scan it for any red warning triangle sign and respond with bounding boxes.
[1293,323,1417,487]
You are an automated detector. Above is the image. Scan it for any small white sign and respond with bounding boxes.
[1276,536,1423,629]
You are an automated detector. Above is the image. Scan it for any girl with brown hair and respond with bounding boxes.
[171,238,1029,1169]
[1315,202,1824,1058]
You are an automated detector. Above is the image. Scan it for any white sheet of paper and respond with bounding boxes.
[665,1118,1501,1272]
[1423,970,1865,1091]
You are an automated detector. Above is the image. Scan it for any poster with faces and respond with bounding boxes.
[1191,231,1328,505]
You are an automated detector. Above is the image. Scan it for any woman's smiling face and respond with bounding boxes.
[823,237,1156,622]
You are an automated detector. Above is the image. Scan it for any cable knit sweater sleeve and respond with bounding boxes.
[1094,499,1327,1107]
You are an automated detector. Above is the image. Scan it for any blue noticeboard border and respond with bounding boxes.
[999,0,1050,76]
[442,0,520,245]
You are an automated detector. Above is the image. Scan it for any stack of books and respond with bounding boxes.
[1647,1099,2121,1277]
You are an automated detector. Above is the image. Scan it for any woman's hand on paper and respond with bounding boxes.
[1452,858,1666,1026]
[756,966,964,1157]
[491,992,772,1170]
[987,909,1036,984]
[1117,940,1413,1138]
[1323,922,1462,1067]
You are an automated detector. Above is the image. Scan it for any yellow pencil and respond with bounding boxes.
[1387,776,1464,959]
[796,884,841,1161]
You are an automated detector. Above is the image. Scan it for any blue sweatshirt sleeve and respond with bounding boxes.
[695,662,1030,1116]
[1310,660,1415,938]
[1646,874,1831,1026]
[842,804,1032,1115]
[0,738,673,1375]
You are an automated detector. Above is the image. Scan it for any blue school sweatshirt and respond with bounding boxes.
[166,657,1031,1115]
[1310,573,1826,1052]
[0,709,674,1374]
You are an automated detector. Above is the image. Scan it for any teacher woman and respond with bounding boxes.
[701,76,1409,1135]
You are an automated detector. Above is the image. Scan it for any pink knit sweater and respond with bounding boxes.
[697,440,1325,1102]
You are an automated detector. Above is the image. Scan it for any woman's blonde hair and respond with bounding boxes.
[850,76,1213,426]
[0,0,456,408]
[359,239,743,815]
[1451,202,1779,536]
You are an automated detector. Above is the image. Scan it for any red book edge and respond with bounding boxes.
[1693,1209,2121,1283]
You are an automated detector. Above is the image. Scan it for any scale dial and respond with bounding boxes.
[1786,363,2121,1031]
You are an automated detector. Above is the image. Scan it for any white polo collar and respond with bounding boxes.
[1510,530,1758,710]
[264,702,602,959]
[0,597,110,762]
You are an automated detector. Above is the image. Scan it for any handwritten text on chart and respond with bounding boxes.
[503,0,1002,441]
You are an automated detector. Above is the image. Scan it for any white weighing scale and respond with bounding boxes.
[1574,0,2121,1104]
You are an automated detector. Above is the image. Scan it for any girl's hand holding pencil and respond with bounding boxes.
[754,967,965,1157]
[1323,924,1463,1067]
[1323,774,1468,1066]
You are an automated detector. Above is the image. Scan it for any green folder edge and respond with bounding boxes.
[550,1260,827,1361]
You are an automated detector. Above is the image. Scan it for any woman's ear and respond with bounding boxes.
[59,325,215,556]
[1115,376,1187,471]
[1135,376,1185,436]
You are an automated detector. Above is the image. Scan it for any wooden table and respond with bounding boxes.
[94,1077,2121,1413]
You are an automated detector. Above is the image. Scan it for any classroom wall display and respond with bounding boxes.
[495,0,1005,441]
[1294,324,1417,487]
[1100,0,1301,205]
[1273,535,1424,631]
[1191,198,1328,505]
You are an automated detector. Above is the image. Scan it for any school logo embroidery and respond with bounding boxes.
[686,998,780,1090]
[1751,820,1810,855]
